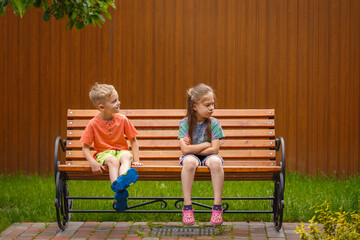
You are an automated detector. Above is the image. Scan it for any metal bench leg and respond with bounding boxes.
[272,172,284,231]
[55,171,72,230]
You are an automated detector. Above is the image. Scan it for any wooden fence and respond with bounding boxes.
[0,0,359,176]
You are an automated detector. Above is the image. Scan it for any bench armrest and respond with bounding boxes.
[54,136,66,184]
[275,137,285,176]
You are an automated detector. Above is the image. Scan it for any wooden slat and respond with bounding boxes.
[65,149,276,159]
[67,119,275,128]
[59,165,281,173]
[64,160,278,166]
[67,129,276,138]
[67,109,275,118]
[66,139,276,149]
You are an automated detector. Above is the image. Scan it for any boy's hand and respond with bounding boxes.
[90,161,106,174]
[183,137,191,145]
[132,161,143,166]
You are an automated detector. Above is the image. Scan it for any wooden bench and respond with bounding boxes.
[54,109,285,230]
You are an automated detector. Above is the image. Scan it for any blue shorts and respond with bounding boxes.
[179,154,224,166]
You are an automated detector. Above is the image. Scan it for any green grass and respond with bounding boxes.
[0,172,359,234]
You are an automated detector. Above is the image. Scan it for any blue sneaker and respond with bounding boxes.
[111,168,139,193]
[113,189,129,212]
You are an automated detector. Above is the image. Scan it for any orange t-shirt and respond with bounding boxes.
[80,114,138,157]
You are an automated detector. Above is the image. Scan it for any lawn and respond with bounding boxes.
[0,172,359,233]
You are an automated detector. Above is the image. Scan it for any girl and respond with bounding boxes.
[178,83,225,225]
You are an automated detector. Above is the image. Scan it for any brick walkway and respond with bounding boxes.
[0,222,304,240]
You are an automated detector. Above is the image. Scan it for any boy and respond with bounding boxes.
[81,83,143,212]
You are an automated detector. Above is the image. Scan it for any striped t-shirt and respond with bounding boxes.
[178,117,225,144]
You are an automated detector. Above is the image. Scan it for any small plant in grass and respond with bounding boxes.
[217,224,224,233]
[295,201,360,239]
[135,229,146,238]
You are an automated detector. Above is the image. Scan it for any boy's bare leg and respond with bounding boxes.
[119,152,132,176]
[104,157,120,183]
[205,157,224,205]
[181,157,199,206]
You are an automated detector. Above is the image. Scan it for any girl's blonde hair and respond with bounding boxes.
[186,83,215,144]
[89,82,115,108]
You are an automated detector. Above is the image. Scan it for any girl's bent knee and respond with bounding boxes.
[182,157,199,170]
[206,157,223,170]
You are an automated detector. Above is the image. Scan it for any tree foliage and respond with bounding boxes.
[0,0,115,29]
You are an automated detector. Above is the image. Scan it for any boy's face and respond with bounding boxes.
[193,92,215,122]
[99,90,121,114]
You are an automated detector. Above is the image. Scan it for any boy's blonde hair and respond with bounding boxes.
[89,83,116,108]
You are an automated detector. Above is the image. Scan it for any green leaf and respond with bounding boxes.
[103,10,111,20]
[95,19,102,28]
[71,12,76,21]
[33,0,41,8]
[43,10,50,21]
[96,13,104,23]
[10,0,25,17]
[83,3,88,13]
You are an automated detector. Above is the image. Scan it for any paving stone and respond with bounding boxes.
[249,222,265,227]
[55,222,83,237]
[124,236,142,240]
[37,231,58,238]
[92,230,110,234]
[89,234,107,238]
[249,228,266,234]
[2,237,17,240]
[133,222,148,226]
[115,222,132,228]
[126,234,139,237]
[142,237,159,240]
[31,223,47,228]
[52,237,71,240]
[150,222,166,226]
[110,230,128,235]
[109,234,127,238]
[265,223,285,238]
[250,234,268,240]
[165,222,182,227]
[81,222,99,228]
[18,233,39,237]
[219,232,231,236]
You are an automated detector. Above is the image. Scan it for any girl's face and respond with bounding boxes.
[193,92,215,123]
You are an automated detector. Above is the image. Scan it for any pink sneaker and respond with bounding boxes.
[182,207,195,225]
[210,206,223,225]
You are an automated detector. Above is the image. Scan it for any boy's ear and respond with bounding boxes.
[97,104,105,112]
[193,104,197,111]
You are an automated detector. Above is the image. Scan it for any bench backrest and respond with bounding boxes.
[65,109,277,167]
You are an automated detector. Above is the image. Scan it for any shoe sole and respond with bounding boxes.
[114,190,129,212]
[111,168,138,192]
